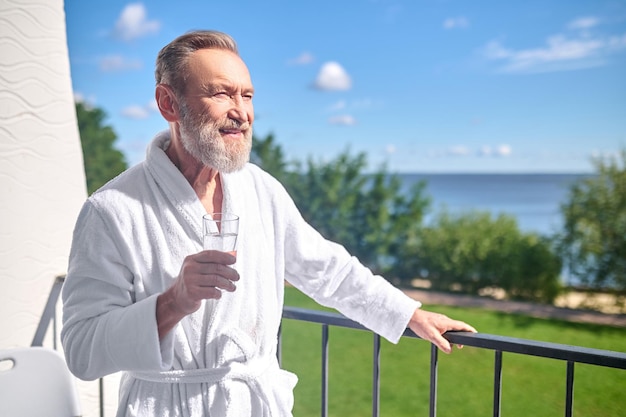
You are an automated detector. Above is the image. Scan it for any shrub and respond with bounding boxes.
[413,210,561,303]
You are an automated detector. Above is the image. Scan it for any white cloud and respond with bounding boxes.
[327,98,377,113]
[479,144,512,157]
[122,105,150,119]
[482,35,615,73]
[73,92,96,109]
[288,52,314,65]
[147,99,159,112]
[99,54,142,72]
[482,17,626,73]
[568,17,600,31]
[351,98,375,109]
[448,145,471,156]
[479,145,493,156]
[327,100,347,111]
[113,3,160,41]
[328,115,356,126]
[121,100,158,119]
[385,144,396,155]
[443,17,469,30]
[608,33,626,50]
[496,144,512,157]
[313,61,352,91]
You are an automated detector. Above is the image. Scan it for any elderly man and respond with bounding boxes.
[62,30,476,417]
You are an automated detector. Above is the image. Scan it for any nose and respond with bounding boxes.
[228,95,252,124]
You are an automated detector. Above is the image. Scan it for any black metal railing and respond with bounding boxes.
[279,306,626,417]
[36,277,626,417]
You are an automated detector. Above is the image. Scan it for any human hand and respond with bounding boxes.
[408,308,477,354]
[169,250,239,315]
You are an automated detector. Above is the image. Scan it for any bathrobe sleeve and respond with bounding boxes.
[61,201,174,381]
[258,171,421,344]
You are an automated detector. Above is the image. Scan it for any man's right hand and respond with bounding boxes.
[156,250,239,338]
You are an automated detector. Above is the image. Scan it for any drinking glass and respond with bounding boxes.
[202,213,239,254]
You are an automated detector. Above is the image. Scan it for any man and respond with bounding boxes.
[62,30,476,417]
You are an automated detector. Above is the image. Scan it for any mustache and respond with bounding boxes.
[219,119,251,131]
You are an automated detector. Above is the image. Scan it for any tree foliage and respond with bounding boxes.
[255,133,565,303]
[252,134,430,279]
[412,211,562,302]
[558,150,626,291]
[75,102,127,194]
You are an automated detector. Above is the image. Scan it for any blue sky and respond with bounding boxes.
[65,0,626,173]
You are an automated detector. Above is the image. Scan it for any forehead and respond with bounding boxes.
[185,48,252,89]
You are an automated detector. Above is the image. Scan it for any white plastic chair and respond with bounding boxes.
[0,347,81,417]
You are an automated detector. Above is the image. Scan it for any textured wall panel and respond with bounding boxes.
[0,0,117,416]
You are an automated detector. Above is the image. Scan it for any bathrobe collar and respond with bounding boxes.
[143,130,242,242]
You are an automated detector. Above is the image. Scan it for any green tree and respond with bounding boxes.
[251,134,430,279]
[75,102,127,194]
[290,153,429,278]
[558,150,626,291]
[251,133,563,300]
[250,132,290,184]
[413,210,561,302]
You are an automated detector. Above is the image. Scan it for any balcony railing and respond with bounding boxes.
[36,276,626,417]
[279,306,626,417]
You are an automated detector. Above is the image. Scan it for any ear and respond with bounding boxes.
[155,84,180,122]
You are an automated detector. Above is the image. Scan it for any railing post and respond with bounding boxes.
[493,350,503,417]
[372,334,381,417]
[32,275,65,347]
[565,361,575,417]
[100,378,105,417]
[429,344,438,417]
[321,324,329,417]
[277,324,283,366]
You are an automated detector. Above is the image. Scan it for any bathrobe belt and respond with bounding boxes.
[128,357,280,415]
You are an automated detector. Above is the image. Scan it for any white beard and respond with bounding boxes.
[178,102,252,173]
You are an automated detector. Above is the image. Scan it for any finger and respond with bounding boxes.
[447,319,477,334]
[432,333,452,354]
[198,274,237,292]
[199,263,240,282]
[459,322,478,333]
[198,250,237,265]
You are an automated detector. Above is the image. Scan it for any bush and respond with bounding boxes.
[413,211,562,303]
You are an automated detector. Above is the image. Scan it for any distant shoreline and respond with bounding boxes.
[393,172,594,176]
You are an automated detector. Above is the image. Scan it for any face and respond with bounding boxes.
[177,49,254,173]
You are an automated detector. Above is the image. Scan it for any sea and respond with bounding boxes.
[398,173,593,236]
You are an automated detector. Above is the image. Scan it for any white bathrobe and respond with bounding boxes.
[61,131,420,417]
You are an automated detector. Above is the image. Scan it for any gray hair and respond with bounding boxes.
[155,30,239,97]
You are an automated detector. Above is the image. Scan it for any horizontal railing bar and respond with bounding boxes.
[444,332,626,370]
[282,306,626,370]
[283,306,371,330]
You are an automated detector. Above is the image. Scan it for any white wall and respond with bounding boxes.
[0,1,119,415]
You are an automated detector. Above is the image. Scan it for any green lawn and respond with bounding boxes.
[281,286,626,417]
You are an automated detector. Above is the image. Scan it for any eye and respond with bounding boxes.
[213,92,230,101]
[242,93,253,101]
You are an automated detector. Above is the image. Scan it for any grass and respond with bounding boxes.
[281,286,626,417]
